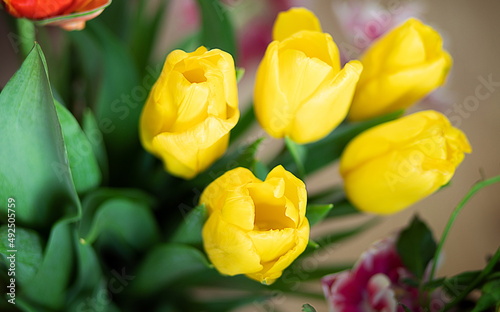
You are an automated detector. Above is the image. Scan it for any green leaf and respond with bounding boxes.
[35,0,112,26]
[196,0,238,59]
[471,280,500,312]
[236,67,245,82]
[129,0,169,75]
[442,271,481,298]
[0,226,43,285]
[285,136,307,178]
[230,105,256,143]
[83,108,109,181]
[83,197,159,250]
[302,304,317,312]
[302,218,378,258]
[190,137,265,188]
[55,102,101,193]
[306,204,333,226]
[66,240,103,305]
[70,22,144,185]
[133,243,212,296]
[170,204,208,245]
[396,215,437,279]
[21,219,77,310]
[253,160,269,181]
[274,110,403,176]
[0,44,80,226]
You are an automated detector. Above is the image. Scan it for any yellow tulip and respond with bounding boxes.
[201,165,309,284]
[254,7,363,144]
[349,18,452,121]
[340,110,471,214]
[140,47,239,179]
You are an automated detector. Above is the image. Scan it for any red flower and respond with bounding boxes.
[322,236,447,312]
[1,0,111,30]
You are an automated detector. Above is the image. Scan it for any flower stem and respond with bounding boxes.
[429,175,500,281]
[16,18,36,58]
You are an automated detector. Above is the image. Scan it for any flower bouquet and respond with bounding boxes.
[0,1,499,311]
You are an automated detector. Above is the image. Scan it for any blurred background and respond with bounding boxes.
[1,0,499,311]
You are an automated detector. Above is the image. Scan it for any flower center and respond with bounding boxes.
[182,68,207,83]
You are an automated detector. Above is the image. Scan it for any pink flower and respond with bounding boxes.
[322,236,443,312]
[333,1,424,61]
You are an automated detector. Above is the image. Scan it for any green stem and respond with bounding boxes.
[429,175,500,282]
[16,18,36,58]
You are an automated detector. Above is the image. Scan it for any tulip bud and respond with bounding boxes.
[140,47,239,179]
[1,0,110,30]
[340,110,471,214]
[349,18,452,121]
[254,7,363,144]
[201,166,310,284]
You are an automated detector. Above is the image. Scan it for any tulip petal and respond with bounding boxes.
[254,41,290,138]
[248,228,296,263]
[266,165,307,224]
[349,18,452,121]
[152,114,238,179]
[200,167,258,213]
[291,60,362,143]
[248,180,295,231]
[273,7,322,41]
[341,111,471,214]
[203,211,262,276]
[247,220,309,284]
[220,187,256,231]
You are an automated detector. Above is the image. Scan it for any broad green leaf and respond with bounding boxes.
[196,0,237,59]
[274,110,403,176]
[396,216,437,279]
[22,219,77,310]
[80,188,155,238]
[55,102,101,193]
[133,243,212,296]
[0,44,80,226]
[285,136,306,178]
[170,204,207,245]
[306,204,333,226]
[83,198,159,250]
[0,226,43,285]
[83,108,109,180]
